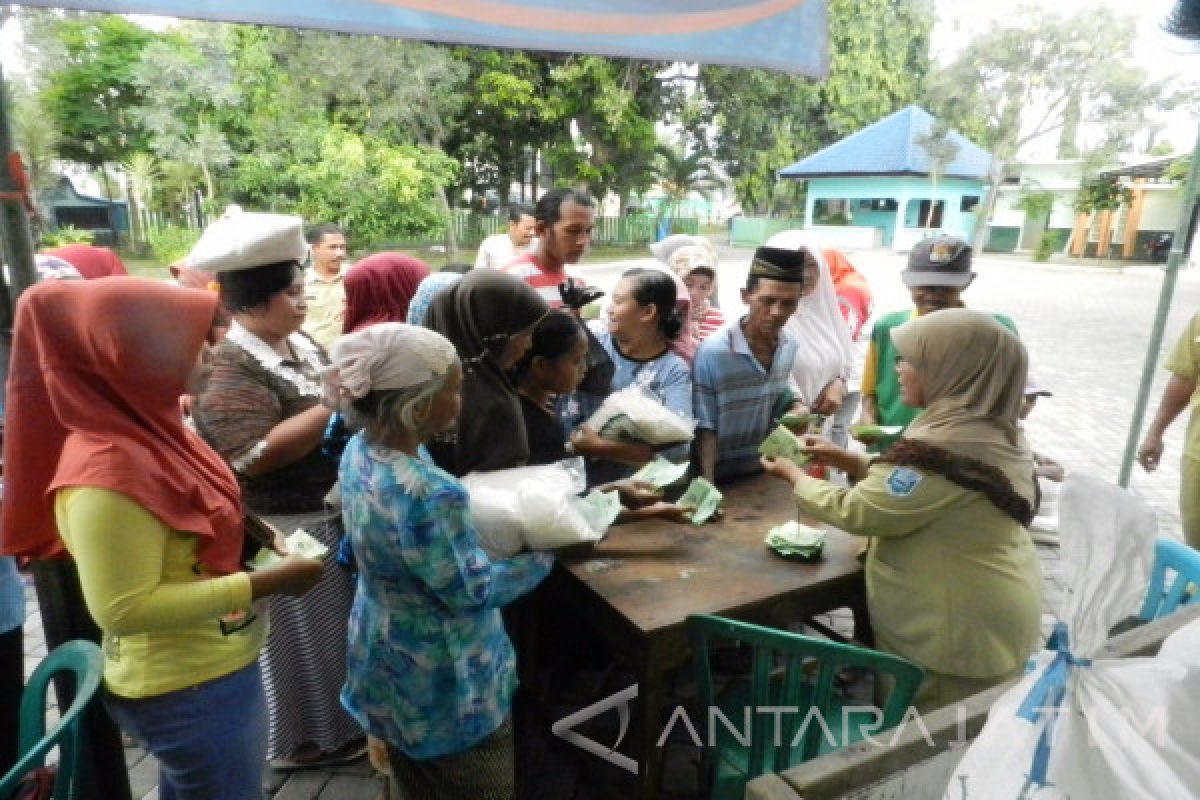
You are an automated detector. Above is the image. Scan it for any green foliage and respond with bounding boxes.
[544,55,666,205]
[39,14,152,167]
[41,225,94,247]
[146,225,201,265]
[234,124,458,247]
[1165,156,1193,184]
[700,0,933,212]
[1015,189,1055,219]
[922,7,1185,160]
[1033,230,1065,262]
[649,143,723,218]
[1073,177,1133,215]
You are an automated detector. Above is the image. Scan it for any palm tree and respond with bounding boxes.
[650,143,723,224]
[122,152,162,246]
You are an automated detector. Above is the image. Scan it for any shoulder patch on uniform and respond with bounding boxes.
[885,467,922,497]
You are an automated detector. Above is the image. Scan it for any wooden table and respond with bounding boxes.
[543,472,868,798]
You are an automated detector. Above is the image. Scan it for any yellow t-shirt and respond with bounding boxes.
[1165,313,1200,461]
[55,487,264,698]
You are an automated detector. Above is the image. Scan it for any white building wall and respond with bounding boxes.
[1140,189,1183,231]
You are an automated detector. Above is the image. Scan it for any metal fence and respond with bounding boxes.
[445,211,700,248]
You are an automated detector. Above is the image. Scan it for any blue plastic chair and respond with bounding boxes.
[687,614,924,800]
[0,640,105,800]
[1138,538,1200,621]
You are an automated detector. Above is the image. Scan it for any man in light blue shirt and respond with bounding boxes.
[694,246,811,482]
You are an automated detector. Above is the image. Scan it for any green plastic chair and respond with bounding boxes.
[0,640,105,800]
[1138,537,1200,622]
[687,614,924,800]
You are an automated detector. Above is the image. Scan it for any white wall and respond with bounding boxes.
[1140,189,1183,231]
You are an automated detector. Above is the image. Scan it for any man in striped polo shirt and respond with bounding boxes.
[502,187,594,307]
[693,245,810,483]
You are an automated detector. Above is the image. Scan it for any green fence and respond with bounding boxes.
[445,212,698,248]
[729,216,806,247]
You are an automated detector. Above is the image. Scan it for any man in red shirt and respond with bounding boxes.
[502,187,595,307]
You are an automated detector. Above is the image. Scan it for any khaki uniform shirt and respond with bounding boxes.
[303,267,346,349]
[1165,313,1200,461]
[794,463,1042,679]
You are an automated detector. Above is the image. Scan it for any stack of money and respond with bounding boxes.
[758,424,813,467]
[678,477,722,525]
[764,520,826,561]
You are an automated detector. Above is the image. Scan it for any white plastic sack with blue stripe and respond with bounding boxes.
[944,474,1200,800]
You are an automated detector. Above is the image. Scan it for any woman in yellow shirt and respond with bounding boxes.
[763,309,1042,711]
[1,278,323,800]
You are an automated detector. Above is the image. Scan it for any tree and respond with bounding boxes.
[122,152,161,246]
[921,6,1194,251]
[648,142,723,220]
[913,120,960,230]
[39,15,151,174]
[9,86,60,225]
[132,26,241,206]
[449,48,562,202]
[232,29,470,253]
[700,0,933,213]
[543,55,668,210]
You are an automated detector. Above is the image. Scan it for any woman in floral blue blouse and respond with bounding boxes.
[327,322,553,800]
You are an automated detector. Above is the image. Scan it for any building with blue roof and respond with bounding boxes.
[778,105,992,250]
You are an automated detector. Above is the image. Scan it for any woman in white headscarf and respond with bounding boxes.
[764,231,856,424]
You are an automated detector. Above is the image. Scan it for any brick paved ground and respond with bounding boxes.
[18,241,1198,798]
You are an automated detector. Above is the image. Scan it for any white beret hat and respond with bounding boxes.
[184,210,307,273]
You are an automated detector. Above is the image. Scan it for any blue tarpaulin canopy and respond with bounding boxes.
[12,0,830,76]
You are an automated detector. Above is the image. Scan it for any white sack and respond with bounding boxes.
[586,386,695,446]
[944,474,1200,800]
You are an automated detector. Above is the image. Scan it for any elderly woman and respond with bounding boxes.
[329,323,553,800]
[2,278,323,798]
[422,269,549,476]
[763,309,1042,710]
[190,213,364,769]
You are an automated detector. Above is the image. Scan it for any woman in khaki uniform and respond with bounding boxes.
[763,309,1042,711]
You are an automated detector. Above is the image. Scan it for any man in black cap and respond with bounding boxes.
[693,245,816,482]
[857,235,1016,448]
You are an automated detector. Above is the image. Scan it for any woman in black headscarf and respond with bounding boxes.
[423,269,549,476]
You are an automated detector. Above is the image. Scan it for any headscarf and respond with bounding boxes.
[342,253,431,334]
[823,248,872,341]
[324,323,458,411]
[406,272,463,326]
[765,232,856,405]
[668,244,719,334]
[890,309,1036,516]
[649,234,716,267]
[43,244,128,280]
[1,278,245,574]
[423,269,548,475]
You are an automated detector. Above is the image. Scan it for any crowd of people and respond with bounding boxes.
[0,191,1061,798]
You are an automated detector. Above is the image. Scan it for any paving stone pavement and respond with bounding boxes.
[17,242,1199,798]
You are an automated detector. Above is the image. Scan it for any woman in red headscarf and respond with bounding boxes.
[1,278,323,800]
[342,253,430,334]
[41,243,129,280]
